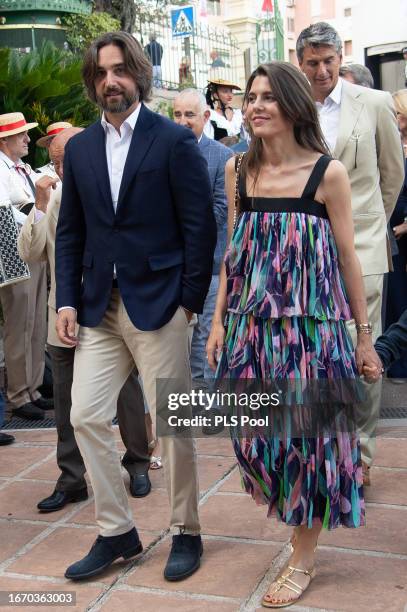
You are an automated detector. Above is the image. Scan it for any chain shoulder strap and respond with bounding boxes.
[233,153,244,229]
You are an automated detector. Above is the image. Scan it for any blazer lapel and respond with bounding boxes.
[88,122,114,214]
[117,105,158,209]
[334,81,364,160]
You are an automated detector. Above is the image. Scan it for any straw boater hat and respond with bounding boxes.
[36,121,73,148]
[208,78,241,91]
[0,112,38,138]
[393,89,407,117]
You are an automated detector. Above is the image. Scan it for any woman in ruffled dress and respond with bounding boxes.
[207,62,382,608]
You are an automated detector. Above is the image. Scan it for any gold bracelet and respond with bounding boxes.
[356,322,372,335]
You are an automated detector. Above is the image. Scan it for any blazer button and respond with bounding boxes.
[113,228,119,233]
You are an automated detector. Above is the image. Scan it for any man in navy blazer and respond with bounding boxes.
[55,32,216,582]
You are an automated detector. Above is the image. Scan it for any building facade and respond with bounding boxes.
[284,0,406,91]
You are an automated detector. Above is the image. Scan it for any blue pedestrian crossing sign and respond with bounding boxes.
[171,5,194,38]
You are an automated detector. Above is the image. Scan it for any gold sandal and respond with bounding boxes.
[262,565,316,608]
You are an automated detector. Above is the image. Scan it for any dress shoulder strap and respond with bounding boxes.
[301,155,333,200]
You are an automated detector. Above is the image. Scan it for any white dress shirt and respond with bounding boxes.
[0,151,30,225]
[203,108,243,140]
[0,150,37,199]
[316,77,343,154]
[101,103,141,211]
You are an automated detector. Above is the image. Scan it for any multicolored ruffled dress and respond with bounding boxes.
[216,155,365,529]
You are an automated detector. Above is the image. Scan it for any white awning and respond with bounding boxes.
[367,41,407,56]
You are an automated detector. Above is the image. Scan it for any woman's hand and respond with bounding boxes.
[215,105,233,121]
[393,222,407,240]
[355,335,383,380]
[206,321,225,371]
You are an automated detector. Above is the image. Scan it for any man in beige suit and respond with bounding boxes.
[297,22,405,482]
[0,112,49,421]
[18,127,152,512]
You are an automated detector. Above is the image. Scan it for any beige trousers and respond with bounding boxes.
[70,290,200,537]
[0,261,47,408]
[347,273,383,467]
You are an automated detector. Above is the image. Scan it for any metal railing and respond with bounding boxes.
[134,14,241,92]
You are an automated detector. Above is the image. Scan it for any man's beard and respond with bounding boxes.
[97,88,138,113]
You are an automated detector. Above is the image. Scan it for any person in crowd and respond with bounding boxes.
[297,21,404,485]
[0,177,19,446]
[0,112,50,421]
[55,32,216,581]
[210,50,225,68]
[403,47,407,87]
[338,62,392,333]
[207,61,381,608]
[173,88,232,435]
[35,122,73,177]
[204,78,243,140]
[231,99,250,153]
[364,308,407,378]
[144,32,163,88]
[18,128,152,512]
[339,63,374,88]
[384,89,407,379]
[0,391,14,446]
[173,88,232,381]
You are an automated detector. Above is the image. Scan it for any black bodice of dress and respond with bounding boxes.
[237,154,332,220]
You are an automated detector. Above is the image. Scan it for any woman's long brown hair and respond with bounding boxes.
[241,62,330,194]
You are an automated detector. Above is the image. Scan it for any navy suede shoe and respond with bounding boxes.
[164,534,203,581]
[65,527,142,580]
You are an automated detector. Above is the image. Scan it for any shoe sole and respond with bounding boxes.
[38,492,89,513]
[164,547,203,582]
[65,542,143,581]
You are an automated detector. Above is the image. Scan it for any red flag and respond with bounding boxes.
[262,0,274,12]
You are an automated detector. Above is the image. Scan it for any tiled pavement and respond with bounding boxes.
[0,426,406,612]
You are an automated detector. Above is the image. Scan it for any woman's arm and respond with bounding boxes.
[206,156,237,369]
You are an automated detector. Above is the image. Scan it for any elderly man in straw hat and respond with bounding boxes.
[0,112,49,421]
[36,121,73,178]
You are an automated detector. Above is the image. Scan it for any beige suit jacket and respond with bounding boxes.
[17,182,71,348]
[334,80,404,276]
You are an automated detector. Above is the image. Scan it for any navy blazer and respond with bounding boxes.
[55,104,216,331]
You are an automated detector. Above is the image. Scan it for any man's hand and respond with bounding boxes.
[393,222,407,240]
[35,175,59,213]
[56,308,78,346]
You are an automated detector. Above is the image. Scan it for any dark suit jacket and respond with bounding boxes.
[55,104,216,331]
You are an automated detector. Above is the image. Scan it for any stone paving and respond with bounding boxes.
[0,425,406,612]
